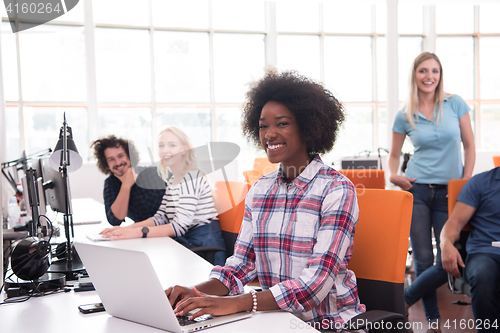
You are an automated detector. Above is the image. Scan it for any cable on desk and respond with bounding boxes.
[38,214,56,242]
[1,272,31,305]
[0,273,70,306]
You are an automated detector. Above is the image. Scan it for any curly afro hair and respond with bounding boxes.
[242,69,345,157]
[91,135,140,175]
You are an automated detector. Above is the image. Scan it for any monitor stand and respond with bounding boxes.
[47,258,85,281]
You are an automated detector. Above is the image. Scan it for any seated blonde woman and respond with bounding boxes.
[100,126,226,265]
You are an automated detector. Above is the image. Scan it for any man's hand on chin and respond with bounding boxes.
[117,167,138,189]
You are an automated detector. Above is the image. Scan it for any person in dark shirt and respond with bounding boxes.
[91,135,165,226]
[441,167,500,329]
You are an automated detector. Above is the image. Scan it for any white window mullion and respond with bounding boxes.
[474,5,480,148]
[386,0,399,151]
[371,4,378,151]
[15,31,25,152]
[318,1,324,83]
[265,0,277,68]
[84,0,99,145]
[208,0,217,142]
[148,0,157,159]
[423,5,436,52]
[0,33,8,237]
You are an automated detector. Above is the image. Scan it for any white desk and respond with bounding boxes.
[1,210,319,333]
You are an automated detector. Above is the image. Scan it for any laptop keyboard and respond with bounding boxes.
[178,314,213,326]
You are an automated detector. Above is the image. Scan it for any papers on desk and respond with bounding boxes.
[493,241,500,247]
[86,233,110,242]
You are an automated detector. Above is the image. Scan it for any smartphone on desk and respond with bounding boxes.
[74,281,95,292]
[78,302,105,314]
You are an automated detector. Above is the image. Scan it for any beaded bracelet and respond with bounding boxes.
[250,289,257,314]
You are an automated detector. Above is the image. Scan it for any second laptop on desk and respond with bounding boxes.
[74,242,251,333]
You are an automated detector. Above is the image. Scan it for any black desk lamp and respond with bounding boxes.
[45,112,84,279]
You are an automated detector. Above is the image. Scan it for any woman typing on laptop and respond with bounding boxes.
[166,70,366,330]
[99,126,226,266]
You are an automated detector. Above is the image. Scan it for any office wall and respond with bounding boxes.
[68,163,107,204]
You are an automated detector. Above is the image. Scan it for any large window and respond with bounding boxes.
[2,0,500,180]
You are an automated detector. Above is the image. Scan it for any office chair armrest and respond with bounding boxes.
[190,246,226,265]
[190,246,226,253]
[343,310,406,331]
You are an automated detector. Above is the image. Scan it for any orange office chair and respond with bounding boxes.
[344,189,413,332]
[448,179,469,218]
[447,179,471,296]
[243,157,278,185]
[214,181,250,257]
[493,155,500,168]
[253,157,278,175]
[339,169,386,189]
[242,170,261,186]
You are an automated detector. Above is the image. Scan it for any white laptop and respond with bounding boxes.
[73,242,251,333]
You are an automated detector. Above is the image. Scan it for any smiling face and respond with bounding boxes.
[415,58,441,96]
[158,130,186,171]
[259,101,310,179]
[104,146,131,177]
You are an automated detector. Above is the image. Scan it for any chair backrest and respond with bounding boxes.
[243,158,279,185]
[214,181,250,257]
[448,179,471,232]
[447,179,472,294]
[339,169,386,189]
[348,189,413,314]
[447,179,469,216]
[243,170,261,186]
[493,155,500,168]
[253,157,278,175]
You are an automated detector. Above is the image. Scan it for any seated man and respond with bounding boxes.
[441,166,500,329]
[91,135,165,226]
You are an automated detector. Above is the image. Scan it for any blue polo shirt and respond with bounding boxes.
[457,167,500,256]
[392,94,470,184]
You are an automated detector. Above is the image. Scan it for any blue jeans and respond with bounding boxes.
[464,253,500,331]
[174,220,227,266]
[404,184,449,322]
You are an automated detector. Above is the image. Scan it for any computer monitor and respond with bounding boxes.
[40,157,72,215]
[29,158,47,212]
[340,157,380,170]
[20,173,47,217]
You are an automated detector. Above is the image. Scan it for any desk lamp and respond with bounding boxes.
[45,113,84,279]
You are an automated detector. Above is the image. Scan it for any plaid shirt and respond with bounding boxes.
[209,157,365,327]
[103,166,166,226]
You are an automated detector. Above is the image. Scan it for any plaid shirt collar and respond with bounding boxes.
[273,155,324,190]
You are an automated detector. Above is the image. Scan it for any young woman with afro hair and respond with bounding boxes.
[165,70,366,330]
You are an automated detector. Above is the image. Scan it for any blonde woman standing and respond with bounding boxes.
[101,126,226,265]
[389,52,475,332]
